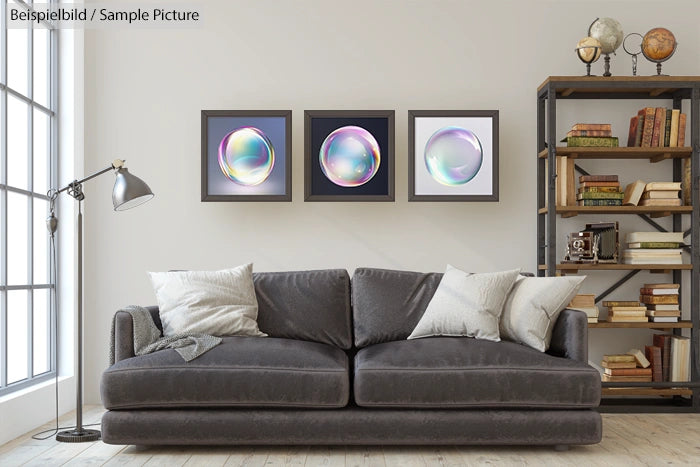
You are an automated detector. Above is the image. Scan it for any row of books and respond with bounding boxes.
[622,180,682,207]
[562,123,619,147]
[627,108,687,148]
[599,335,690,383]
[622,231,685,265]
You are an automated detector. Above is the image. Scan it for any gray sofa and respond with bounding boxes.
[101,268,602,446]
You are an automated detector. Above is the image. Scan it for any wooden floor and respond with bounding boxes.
[1,406,699,466]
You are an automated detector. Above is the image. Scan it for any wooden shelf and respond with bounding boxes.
[602,387,693,397]
[539,264,692,273]
[538,146,691,161]
[538,205,691,218]
[538,76,700,98]
[589,320,692,329]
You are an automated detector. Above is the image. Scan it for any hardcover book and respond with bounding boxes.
[645,182,682,191]
[652,334,672,382]
[663,108,672,147]
[650,107,665,147]
[626,232,684,244]
[640,295,679,304]
[565,136,619,147]
[641,190,680,199]
[602,374,653,382]
[603,368,652,376]
[670,335,690,382]
[640,107,656,147]
[639,198,681,206]
[601,361,637,369]
[627,115,639,147]
[643,283,680,289]
[644,345,663,382]
[639,288,679,295]
[669,109,680,147]
[646,304,680,311]
[678,113,687,146]
[572,123,611,131]
[579,181,621,188]
[579,186,622,193]
[602,354,636,363]
[576,192,625,200]
[579,175,619,183]
[627,348,651,368]
[622,180,645,206]
[567,129,613,137]
[577,199,623,206]
[627,242,681,249]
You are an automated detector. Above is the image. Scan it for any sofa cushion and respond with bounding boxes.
[254,269,352,349]
[101,337,349,409]
[354,337,600,409]
[352,268,443,347]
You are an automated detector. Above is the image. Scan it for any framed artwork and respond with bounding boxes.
[408,110,499,202]
[201,110,292,201]
[304,110,395,201]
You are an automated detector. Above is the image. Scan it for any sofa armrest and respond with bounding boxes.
[112,306,161,363]
[547,309,588,363]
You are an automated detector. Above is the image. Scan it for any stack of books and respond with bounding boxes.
[639,182,682,207]
[603,300,647,322]
[577,175,622,206]
[627,107,686,148]
[563,123,618,147]
[600,351,651,382]
[567,294,599,323]
[623,231,685,264]
[641,283,680,323]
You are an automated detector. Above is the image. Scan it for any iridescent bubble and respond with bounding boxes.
[319,126,380,187]
[424,126,483,186]
[218,127,275,186]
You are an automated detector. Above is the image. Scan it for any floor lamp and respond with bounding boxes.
[48,159,154,442]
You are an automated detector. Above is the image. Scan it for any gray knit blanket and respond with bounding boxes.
[109,305,222,364]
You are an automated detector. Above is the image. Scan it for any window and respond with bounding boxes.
[1,0,57,395]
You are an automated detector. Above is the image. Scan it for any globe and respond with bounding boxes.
[576,37,602,63]
[588,17,623,54]
[642,28,676,61]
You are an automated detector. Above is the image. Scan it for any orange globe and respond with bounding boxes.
[642,28,677,61]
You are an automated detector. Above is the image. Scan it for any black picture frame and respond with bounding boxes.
[304,110,395,202]
[201,110,292,202]
[408,110,499,202]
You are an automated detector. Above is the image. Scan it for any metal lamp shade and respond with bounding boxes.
[112,167,154,211]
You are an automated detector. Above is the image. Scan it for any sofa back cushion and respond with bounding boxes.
[352,268,443,347]
[254,269,352,349]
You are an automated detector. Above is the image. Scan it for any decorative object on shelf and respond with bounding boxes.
[47,159,154,442]
[575,36,602,76]
[641,27,677,76]
[588,17,624,77]
[562,123,617,147]
[201,110,291,202]
[408,110,499,201]
[564,222,619,264]
[304,110,394,201]
[622,33,643,76]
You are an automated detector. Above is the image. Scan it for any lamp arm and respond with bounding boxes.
[54,159,125,195]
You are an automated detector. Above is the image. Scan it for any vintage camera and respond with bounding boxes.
[564,222,619,264]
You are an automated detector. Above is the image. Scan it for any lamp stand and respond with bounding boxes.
[56,200,100,442]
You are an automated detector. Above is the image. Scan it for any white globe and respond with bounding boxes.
[589,17,624,54]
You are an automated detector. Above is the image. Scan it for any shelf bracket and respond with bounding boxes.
[595,269,641,303]
[650,153,672,163]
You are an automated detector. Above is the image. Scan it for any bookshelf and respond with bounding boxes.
[537,76,700,413]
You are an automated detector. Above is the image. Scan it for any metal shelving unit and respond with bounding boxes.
[536,76,700,413]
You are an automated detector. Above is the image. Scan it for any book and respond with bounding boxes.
[645,345,663,382]
[663,108,672,147]
[653,334,672,381]
[651,107,664,147]
[576,192,625,200]
[627,115,639,147]
[580,175,618,183]
[579,186,622,193]
[568,294,596,308]
[634,112,645,147]
[627,242,681,249]
[649,316,679,323]
[624,249,682,256]
[566,136,619,147]
[603,368,652,376]
[602,301,640,307]
[572,123,611,131]
[577,199,622,206]
[646,310,681,317]
[639,288,679,295]
[640,295,679,304]
[646,304,680,311]
[642,190,680,199]
[602,374,652,382]
[639,198,682,206]
[587,317,598,324]
[602,354,636,363]
[678,113,687,146]
[570,306,600,320]
[601,360,637,369]
[646,182,682,191]
[579,181,621,188]
[608,311,646,318]
[622,180,646,206]
[607,315,648,322]
[624,257,683,265]
[606,306,647,312]
[670,335,690,382]
[627,348,651,368]
[566,129,613,138]
[556,155,566,206]
[626,232,684,243]
[643,283,680,289]
[669,109,680,147]
[640,107,655,147]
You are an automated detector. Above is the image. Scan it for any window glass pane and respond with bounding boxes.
[7,95,29,190]
[7,28,29,96]
[33,26,49,108]
[33,289,50,376]
[7,290,29,384]
[7,191,29,285]
[34,198,49,283]
[33,109,49,194]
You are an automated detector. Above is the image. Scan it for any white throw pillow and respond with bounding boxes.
[148,263,267,337]
[499,275,585,352]
[407,265,521,342]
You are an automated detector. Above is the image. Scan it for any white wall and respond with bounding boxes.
[82,0,700,403]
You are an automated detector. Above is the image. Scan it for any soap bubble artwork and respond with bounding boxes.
[319,126,381,187]
[218,127,275,186]
[424,126,483,186]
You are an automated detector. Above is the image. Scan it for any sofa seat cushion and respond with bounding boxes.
[354,337,600,409]
[101,337,349,409]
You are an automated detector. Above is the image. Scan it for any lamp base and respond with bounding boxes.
[56,428,101,442]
